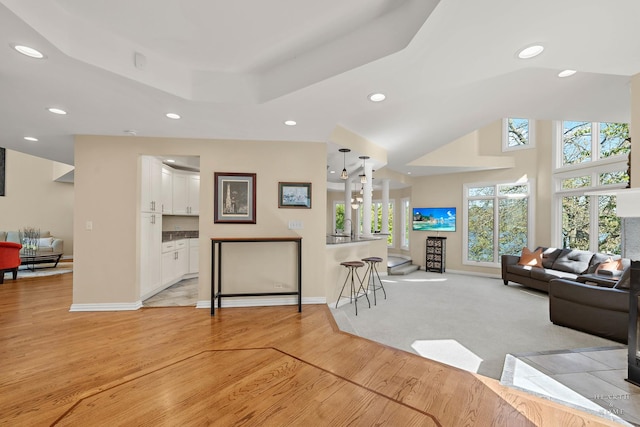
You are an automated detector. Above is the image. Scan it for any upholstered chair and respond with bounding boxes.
[0,242,22,284]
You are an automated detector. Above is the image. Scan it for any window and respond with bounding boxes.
[560,121,630,167]
[371,200,394,247]
[502,118,535,151]
[464,180,532,266]
[400,198,410,250]
[553,121,629,254]
[333,201,345,233]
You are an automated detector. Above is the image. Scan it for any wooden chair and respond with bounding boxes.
[0,242,22,284]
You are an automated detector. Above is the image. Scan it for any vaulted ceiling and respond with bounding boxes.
[1,0,639,185]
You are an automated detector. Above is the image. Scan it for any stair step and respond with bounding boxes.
[388,264,419,275]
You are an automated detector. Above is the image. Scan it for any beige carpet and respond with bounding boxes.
[330,269,621,379]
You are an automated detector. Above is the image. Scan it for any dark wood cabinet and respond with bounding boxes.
[426,236,446,273]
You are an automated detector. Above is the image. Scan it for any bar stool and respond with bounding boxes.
[336,261,370,315]
[362,257,387,305]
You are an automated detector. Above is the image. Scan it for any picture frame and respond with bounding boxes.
[214,172,256,223]
[278,182,312,209]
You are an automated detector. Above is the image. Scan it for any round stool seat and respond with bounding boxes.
[341,261,364,268]
[362,257,383,263]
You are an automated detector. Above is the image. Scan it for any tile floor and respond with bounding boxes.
[142,278,198,307]
[502,346,640,426]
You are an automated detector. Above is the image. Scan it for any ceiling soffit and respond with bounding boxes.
[4,0,439,103]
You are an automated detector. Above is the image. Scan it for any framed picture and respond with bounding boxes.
[278,182,312,208]
[214,172,256,223]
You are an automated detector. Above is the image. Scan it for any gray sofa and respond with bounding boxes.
[548,274,630,343]
[0,231,64,254]
[501,247,626,293]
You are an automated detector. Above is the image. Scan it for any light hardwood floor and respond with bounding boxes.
[0,273,623,426]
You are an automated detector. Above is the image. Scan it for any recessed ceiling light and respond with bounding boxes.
[284,120,297,126]
[368,93,386,102]
[558,69,577,78]
[166,113,181,119]
[517,45,544,59]
[48,107,67,115]
[24,136,38,142]
[329,170,335,174]
[166,159,176,163]
[12,44,45,59]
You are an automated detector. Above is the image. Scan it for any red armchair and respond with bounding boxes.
[0,242,22,284]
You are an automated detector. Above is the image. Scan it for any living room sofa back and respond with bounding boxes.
[501,247,627,293]
[0,231,64,254]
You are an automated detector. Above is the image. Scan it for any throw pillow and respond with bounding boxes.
[38,237,54,247]
[614,267,631,289]
[518,247,543,268]
[597,258,624,273]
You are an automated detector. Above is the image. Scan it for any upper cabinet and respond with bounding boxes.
[170,170,200,216]
[141,156,162,213]
[161,166,173,214]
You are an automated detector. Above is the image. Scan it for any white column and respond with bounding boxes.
[343,178,352,235]
[381,179,390,235]
[362,162,373,237]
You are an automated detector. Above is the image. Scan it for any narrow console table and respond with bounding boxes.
[210,237,302,316]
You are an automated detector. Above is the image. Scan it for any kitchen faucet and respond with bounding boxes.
[343,218,354,238]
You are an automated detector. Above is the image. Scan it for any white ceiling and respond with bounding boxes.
[1,0,639,187]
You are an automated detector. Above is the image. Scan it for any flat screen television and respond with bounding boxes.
[412,207,456,232]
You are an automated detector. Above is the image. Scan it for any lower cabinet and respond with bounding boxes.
[189,238,199,274]
[162,240,188,286]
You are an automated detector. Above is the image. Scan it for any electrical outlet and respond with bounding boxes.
[274,283,284,289]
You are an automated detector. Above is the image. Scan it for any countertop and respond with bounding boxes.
[326,235,382,245]
[162,230,198,243]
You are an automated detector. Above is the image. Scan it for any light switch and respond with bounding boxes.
[86,220,93,231]
[288,220,303,230]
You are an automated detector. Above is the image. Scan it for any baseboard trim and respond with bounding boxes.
[70,301,143,312]
[196,296,326,309]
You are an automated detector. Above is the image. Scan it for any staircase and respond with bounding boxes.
[387,255,419,275]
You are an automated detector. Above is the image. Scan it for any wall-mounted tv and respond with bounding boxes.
[412,207,456,232]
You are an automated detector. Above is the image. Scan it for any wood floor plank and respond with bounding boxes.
[0,273,621,426]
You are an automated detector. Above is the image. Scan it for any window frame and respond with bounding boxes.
[463,179,534,268]
[551,120,630,252]
[502,118,536,152]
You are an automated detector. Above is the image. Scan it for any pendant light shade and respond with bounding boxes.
[339,148,350,180]
[359,156,369,183]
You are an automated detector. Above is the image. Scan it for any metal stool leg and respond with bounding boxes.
[337,261,369,315]
[372,261,386,300]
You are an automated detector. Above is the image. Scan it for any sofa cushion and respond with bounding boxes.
[539,247,562,269]
[6,231,20,244]
[0,231,6,241]
[518,247,543,267]
[551,249,593,274]
[530,268,578,282]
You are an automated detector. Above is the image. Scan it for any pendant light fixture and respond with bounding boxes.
[339,148,350,180]
[351,181,359,209]
[359,156,369,183]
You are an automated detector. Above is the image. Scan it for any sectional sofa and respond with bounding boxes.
[501,247,627,292]
[501,247,630,343]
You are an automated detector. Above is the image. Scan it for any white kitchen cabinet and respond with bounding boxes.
[172,171,199,215]
[141,156,162,213]
[162,239,188,286]
[161,166,173,214]
[140,212,162,298]
[189,238,199,274]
